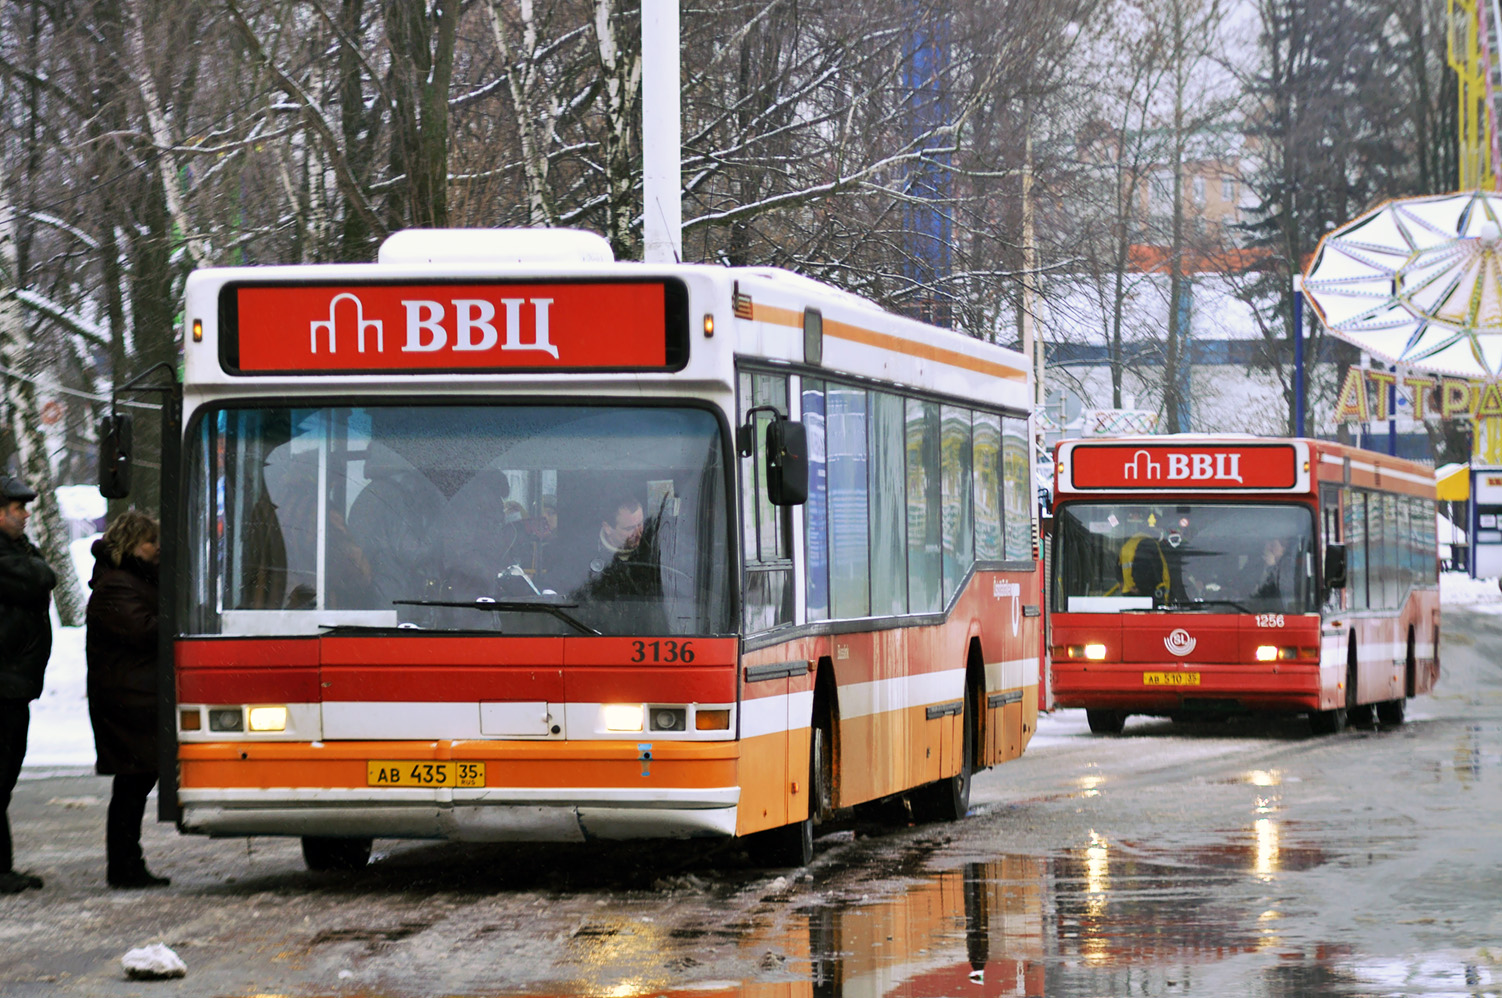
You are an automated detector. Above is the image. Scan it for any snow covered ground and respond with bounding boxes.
[20,547,1502,771]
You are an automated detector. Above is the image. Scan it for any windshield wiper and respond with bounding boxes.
[392,596,600,635]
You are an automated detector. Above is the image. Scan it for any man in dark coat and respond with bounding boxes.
[570,495,668,634]
[86,510,169,888]
[0,475,57,893]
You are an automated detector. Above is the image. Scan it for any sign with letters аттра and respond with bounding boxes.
[225,280,681,373]
[1066,443,1301,491]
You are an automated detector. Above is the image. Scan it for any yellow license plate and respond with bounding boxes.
[1143,672,1201,686]
[367,761,486,788]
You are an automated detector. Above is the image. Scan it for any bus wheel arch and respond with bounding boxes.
[1346,633,1374,727]
[1310,637,1354,735]
[744,659,835,868]
[811,658,838,822]
[1377,629,1415,726]
[910,653,980,822]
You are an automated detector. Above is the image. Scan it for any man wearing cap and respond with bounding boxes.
[0,475,57,893]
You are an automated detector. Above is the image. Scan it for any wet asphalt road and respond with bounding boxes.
[1,607,1499,997]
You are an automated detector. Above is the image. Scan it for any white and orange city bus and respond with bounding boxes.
[110,228,1044,870]
[1048,435,1439,736]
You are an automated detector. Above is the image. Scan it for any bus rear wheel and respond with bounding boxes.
[301,836,372,872]
[1376,698,1406,725]
[1086,709,1127,735]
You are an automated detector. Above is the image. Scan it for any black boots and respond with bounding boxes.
[0,869,42,893]
[107,865,169,889]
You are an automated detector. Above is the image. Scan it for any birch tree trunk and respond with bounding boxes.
[125,0,207,269]
[593,0,641,259]
[385,0,460,228]
[488,0,563,227]
[0,183,86,625]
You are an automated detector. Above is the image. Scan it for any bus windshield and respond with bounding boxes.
[184,404,732,637]
[1054,502,1317,614]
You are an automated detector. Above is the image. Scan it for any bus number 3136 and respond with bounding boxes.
[630,639,695,663]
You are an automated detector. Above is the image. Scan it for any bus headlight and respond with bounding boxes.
[601,704,644,732]
[1255,645,1279,662]
[207,707,243,732]
[247,706,288,732]
[1083,643,1108,660]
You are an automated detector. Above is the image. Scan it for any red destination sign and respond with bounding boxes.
[227,281,682,373]
[1069,443,1299,490]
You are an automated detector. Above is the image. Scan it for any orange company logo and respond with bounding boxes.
[309,292,559,358]
[1163,628,1197,656]
[993,579,1021,636]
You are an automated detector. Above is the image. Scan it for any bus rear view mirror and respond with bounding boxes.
[1323,542,1347,590]
[765,418,808,507]
[98,413,134,499]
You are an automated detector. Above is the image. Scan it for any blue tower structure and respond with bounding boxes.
[902,2,952,329]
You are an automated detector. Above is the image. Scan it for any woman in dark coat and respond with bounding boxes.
[86,511,168,888]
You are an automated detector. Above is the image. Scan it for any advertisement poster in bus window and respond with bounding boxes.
[802,381,829,621]
[940,405,974,604]
[906,400,942,614]
[869,392,909,617]
[1002,417,1031,560]
[972,412,1003,561]
[1344,489,1368,609]
[827,386,870,619]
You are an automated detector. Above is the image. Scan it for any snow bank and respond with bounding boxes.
[1440,570,1502,607]
[25,535,99,771]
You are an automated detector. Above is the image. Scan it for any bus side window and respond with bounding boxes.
[1001,417,1031,561]
[1321,486,1342,611]
[740,371,794,632]
[1343,489,1367,610]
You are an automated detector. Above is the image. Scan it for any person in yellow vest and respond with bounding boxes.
[1119,531,1170,599]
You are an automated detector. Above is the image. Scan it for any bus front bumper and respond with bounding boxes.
[1050,661,1323,713]
[179,786,741,841]
[177,739,743,841]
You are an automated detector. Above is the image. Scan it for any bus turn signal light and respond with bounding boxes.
[695,709,731,730]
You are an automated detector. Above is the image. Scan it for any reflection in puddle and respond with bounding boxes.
[1253,817,1279,881]
[320,824,1491,997]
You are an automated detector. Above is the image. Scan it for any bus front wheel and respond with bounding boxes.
[1308,707,1347,735]
[302,836,372,872]
[910,683,976,823]
[745,719,827,868]
[1086,709,1127,735]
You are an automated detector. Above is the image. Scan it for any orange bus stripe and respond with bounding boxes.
[749,303,1028,382]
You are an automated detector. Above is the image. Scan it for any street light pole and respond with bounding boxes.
[641,0,681,264]
[1293,274,1305,437]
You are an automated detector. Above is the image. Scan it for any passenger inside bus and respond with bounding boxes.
[1250,537,1287,600]
[1119,532,1169,599]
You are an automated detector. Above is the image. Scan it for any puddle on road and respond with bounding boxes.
[290,820,1497,998]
